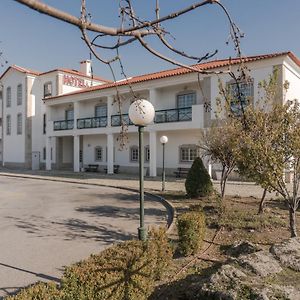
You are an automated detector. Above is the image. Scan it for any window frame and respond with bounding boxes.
[130,146,139,162]
[95,105,107,117]
[43,113,46,135]
[179,145,199,162]
[227,80,254,115]
[6,87,11,108]
[17,84,22,106]
[176,91,197,108]
[44,81,52,98]
[6,115,11,135]
[145,145,150,162]
[17,113,22,135]
[95,146,103,162]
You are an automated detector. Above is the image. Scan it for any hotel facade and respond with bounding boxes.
[1,52,300,178]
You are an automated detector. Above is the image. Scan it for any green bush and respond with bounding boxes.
[6,282,62,300]
[185,157,213,198]
[61,240,157,300]
[177,211,206,256]
[147,226,173,280]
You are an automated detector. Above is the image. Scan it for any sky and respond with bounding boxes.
[1,0,300,80]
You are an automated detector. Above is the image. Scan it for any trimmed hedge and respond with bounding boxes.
[185,157,213,198]
[177,211,206,256]
[6,228,173,300]
[6,282,62,300]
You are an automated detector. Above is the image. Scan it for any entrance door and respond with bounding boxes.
[32,151,40,170]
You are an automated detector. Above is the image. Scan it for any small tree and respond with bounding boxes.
[185,157,213,198]
[200,119,241,200]
[237,101,300,237]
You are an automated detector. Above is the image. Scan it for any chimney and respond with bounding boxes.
[80,60,92,77]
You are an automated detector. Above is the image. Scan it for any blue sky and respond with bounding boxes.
[1,0,300,80]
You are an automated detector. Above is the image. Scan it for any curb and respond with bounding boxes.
[0,172,176,233]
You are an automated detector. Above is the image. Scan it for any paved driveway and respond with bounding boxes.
[0,176,167,298]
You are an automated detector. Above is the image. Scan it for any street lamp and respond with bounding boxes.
[160,135,168,192]
[129,99,155,241]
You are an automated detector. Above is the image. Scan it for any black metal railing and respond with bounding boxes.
[154,107,192,123]
[111,114,133,127]
[77,116,107,129]
[53,120,74,131]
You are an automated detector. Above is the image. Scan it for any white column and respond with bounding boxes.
[149,89,158,108]
[46,136,52,170]
[107,133,114,174]
[149,131,157,177]
[73,135,80,172]
[73,101,80,131]
[107,95,113,128]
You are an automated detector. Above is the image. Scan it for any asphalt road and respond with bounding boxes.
[0,176,167,298]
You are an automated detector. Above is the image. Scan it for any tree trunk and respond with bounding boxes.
[258,188,267,214]
[289,206,297,237]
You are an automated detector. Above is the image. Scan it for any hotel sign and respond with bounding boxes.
[63,75,90,88]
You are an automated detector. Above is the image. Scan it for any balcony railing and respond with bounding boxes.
[77,116,107,129]
[53,120,74,131]
[155,107,192,123]
[111,114,133,127]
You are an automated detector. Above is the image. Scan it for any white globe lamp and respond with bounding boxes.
[128,99,155,126]
[160,135,168,144]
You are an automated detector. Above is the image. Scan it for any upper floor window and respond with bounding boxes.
[44,82,52,97]
[227,80,253,115]
[65,109,74,120]
[17,84,22,105]
[95,146,103,161]
[179,145,199,162]
[95,105,107,117]
[0,90,3,100]
[130,146,139,162]
[17,113,22,135]
[6,87,11,107]
[6,115,11,135]
[177,92,196,108]
[43,113,46,135]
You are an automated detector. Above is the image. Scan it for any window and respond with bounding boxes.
[0,118,2,127]
[6,87,11,107]
[180,145,199,162]
[43,114,46,134]
[65,109,74,120]
[6,115,11,135]
[177,92,196,108]
[130,146,139,162]
[228,81,253,115]
[17,84,22,105]
[95,105,107,117]
[145,146,150,162]
[43,147,46,160]
[44,82,52,97]
[95,147,103,161]
[79,150,83,163]
[17,113,22,135]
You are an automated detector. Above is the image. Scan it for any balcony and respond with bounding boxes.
[77,116,107,129]
[111,114,133,127]
[154,107,192,123]
[53,120,74,131]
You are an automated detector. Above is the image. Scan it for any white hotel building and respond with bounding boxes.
[0,52,300,177]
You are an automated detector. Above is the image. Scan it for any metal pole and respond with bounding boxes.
[138,126,146,241]
[162,143,165,191]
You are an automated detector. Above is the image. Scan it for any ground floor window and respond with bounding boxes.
[95,147,103,161]
[145,146,150,162]
[43,147,46,160]
[179,145,199,162]
[130,146,139,162]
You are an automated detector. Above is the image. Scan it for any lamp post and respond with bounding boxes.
[129,99,155,241]
[160,135,168,192]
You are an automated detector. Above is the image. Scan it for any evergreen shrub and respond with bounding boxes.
[177,211,206,256]
[185,157,213,198]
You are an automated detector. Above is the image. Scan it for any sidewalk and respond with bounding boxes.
[0,168,274,199]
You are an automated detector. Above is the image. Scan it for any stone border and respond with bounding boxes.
[0,172,176,234]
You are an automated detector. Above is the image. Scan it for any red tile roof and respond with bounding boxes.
[45,51,299,101]
[0,65,111,83]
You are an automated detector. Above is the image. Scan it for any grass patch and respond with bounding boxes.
[218,210,286,231]
[264,268,300,289]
